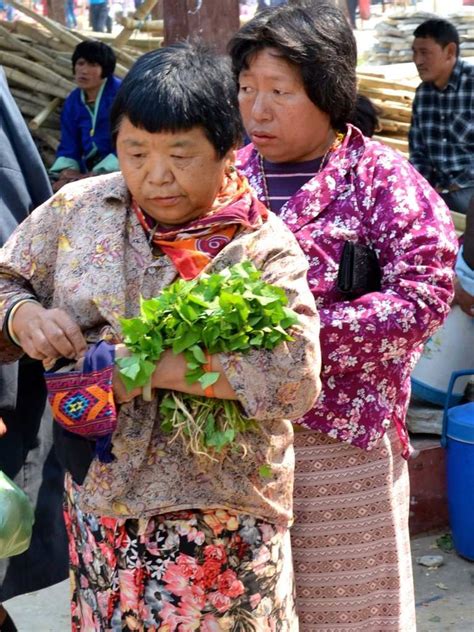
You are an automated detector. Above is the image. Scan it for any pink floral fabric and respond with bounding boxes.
[237,125,457,457]
[64,476,297,631]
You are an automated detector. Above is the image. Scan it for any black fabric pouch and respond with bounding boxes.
[53,423,95,486]
[337,241,381,298]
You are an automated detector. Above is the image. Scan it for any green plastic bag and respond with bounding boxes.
[0,471,35,559]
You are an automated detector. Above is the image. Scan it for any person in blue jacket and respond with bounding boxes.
[50,40,121,191]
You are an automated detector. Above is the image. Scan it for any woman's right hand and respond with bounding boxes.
[10,301,87,361]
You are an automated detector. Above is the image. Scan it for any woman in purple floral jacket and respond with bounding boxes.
[230,3,457,630]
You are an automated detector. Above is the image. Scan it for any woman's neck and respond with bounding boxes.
[84,81,104,103]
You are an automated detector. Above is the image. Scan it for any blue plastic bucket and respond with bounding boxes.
[412,307,474,406]
[442,371,474,560]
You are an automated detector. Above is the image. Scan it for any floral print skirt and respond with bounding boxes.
[64,476,297,631]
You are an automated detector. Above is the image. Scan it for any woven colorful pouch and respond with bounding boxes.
[45,366,116,438]
[45,341,118,463]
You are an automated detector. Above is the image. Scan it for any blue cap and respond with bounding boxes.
[447,402,474,444]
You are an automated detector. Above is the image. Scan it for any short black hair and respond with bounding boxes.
[349,94,380,138]
[72,40,116,78]
[413,19,460,57]
[228,3,357,130]
[110,43,243,158]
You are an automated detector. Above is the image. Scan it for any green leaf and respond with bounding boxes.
[190,345,207,364]
[185,367,205,384]
[204,414,216,441]
[118,260,301,459]
[116,355,142,380]
[172,329,201,354]
[205,428,235,452]
[160,395,177,411]
[244,292,278,306]
[198,372,220,390]
[259,464,273,478]
[160,417,175,434]
[140,296,162,322]
[436,533,454,552]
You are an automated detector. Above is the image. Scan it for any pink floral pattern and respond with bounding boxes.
[64,477,296,630]
[237,125,457,457]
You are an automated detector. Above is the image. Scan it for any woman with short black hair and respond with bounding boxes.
[110,44,243,158]
[0,43,321,630]
[229,3,457,629]
[71,39,117,79]
[50,40,121,191]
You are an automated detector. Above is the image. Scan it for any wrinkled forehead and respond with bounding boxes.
[116,118,217,152]
[239,47,303,83]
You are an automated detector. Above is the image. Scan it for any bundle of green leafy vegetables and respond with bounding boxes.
[116,261,298,461]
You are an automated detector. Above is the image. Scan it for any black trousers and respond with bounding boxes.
[90,2,108,32]
[441,186,474,215]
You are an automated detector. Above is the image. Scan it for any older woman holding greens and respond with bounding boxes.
[229,4,457,630]
[0,44,320,630]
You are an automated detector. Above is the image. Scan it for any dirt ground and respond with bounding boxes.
[413,532,474,632]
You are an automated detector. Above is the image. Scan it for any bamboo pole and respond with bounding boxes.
[117,17,164,34]
[111,50,137,69]
[357,73,417,92]
[2,65,70,99]
[13,20,66,50]
[357,86,413,105]
[29,98,61,130]
[0,34,24,52]
[33,127,60,152]
[14,99,42,118]
[9,0,83,49]
[0,24,54,66]
[373,134,409,154]
[369,100,412,122]
[451,210,466,236]
[50,62,73,81]
[112,0,159,48]
[0,51,75,91]
[378,118,410,134]
[10,86,50,105]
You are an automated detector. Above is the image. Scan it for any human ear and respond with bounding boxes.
[224,149,236,172]
[446,42,457,60]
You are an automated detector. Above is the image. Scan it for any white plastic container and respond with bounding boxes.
[411,306,474,406]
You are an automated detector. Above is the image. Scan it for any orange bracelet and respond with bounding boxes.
[203,352,215,398]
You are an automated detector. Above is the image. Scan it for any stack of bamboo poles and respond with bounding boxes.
[356,71,418,157]
[370,10,474,65]
[1,0,159,166]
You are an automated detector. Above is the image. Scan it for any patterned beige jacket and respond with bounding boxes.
[0,173,320,526]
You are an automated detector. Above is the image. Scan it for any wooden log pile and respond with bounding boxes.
[1,0,159,167]
[356,71,418,157]
[369,10,474,65]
